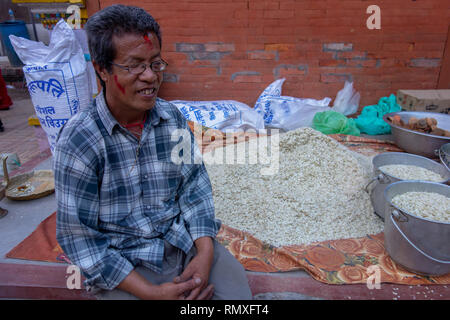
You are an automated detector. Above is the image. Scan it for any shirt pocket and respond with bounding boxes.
[143,160,182,228]
[98,169,137,224]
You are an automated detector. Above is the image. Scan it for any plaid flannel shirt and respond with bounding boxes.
[54,91,219,290]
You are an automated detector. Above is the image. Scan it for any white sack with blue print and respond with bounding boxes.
[254,78,332,132]
[9,19,93,154]
[171,100,265,131]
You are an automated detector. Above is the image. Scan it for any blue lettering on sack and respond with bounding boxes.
[25,65,48,72]
[281,100,290,115]
[27,78,65,98]
[35,105,56,115]
[263,111,273,124]
[222,109,229,119]
[179,106,191,120]
[196,104,208,111]
[71,99,80,114]
[194,109,206,126]
[264,101,273,124]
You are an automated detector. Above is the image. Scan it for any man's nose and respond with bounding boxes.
[139,65,158,81]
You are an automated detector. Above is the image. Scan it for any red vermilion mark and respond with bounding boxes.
[143,34,153,49]
[114,75,125,94]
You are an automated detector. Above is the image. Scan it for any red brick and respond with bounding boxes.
[335,51,367,59]
[382,42,415,52]
[263,10,294,19]
[320,73,353,83]
[190,67,220,76]
[319,59,341,67]
[274,64,307,77]
[263,26,296,36]
[409,58,441,68]
[247,50,278,60]
[231,75,263,83]
[204,43,235,52]
[278,51,307,60]
[264,43,296,52]
[248,1,279,10]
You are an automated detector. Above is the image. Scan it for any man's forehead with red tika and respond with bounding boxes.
[143,33,153,50]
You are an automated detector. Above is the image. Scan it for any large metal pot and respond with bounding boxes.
[367,152,450,220]
[384,181,450,276]
[383,111,450,158]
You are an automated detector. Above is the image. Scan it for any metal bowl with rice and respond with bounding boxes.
[366,152,450,220]
[384,181,450,276]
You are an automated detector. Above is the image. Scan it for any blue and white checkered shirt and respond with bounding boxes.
[54,91,220,290]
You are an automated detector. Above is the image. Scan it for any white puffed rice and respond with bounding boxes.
[379,164,444,182]
[205,127,383,247]
[391,192,450,223]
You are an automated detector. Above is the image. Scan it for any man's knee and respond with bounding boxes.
[209,240,253,300]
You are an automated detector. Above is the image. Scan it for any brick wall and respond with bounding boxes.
[96,0,450,109]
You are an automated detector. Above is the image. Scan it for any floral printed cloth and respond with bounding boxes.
[217,224,450,285]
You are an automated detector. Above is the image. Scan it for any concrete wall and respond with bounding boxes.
[96,0,450,108]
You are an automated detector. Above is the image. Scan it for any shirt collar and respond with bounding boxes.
[150,98,172,126]
[95,91,172,136]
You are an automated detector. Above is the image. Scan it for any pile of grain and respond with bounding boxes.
[205,127,383,247]
[379,164,444,182]
[391,191,450,223]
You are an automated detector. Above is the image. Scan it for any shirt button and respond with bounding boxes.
[144,174,148,179]
[146,205,151,210]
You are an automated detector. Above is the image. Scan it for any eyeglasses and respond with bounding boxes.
[111,59,168,75]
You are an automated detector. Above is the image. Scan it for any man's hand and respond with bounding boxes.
[158,278,207,300]
[117,269,202,300]
[173,236,215,300]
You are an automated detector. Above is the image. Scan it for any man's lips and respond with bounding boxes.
[137,88,157,95]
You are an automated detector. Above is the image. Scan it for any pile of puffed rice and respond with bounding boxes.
[205,127,384,247]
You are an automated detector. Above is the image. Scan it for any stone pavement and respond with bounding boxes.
[0,87,51,172]
[0,87,449,301]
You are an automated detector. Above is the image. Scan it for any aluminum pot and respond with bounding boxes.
[383,111,450,158]
[383,181,450,276]
[366,152,450,220]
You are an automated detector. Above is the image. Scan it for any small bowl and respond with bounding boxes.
[383,111,450,158]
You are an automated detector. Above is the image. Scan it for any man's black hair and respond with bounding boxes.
[85,4,162,87]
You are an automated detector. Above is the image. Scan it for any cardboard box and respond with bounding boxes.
[397,89,450,114]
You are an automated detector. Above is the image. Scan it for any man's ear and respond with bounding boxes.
[93,61,108,83]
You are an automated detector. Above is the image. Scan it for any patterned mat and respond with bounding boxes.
[217,224,450,285]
